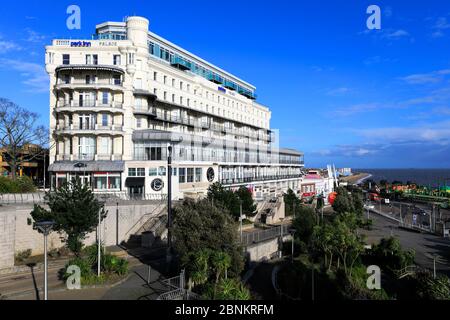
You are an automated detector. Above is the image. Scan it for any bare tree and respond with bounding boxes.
[0,98,47,180]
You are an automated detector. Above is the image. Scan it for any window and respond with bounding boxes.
[102,114,108,127]
[137,168,145,177]
[187,168,194,183]
[62,54,70,65]
[128,168,137,177]
[113,75,121,85]
[109,176,121,189]
[172,94,175,103]
[164,76,167,84]
[164,92,167,100]
[154,88,157,96]
[99,137,110,155]
[172,168,177,176]
[113,55,121,65]
[195,168,202,182]
[153,72,158,81]
[102,92,109,105]
[64,75,70,84]
[137,117,142,128]
[86,54,98,65]
[158,166,166,176]
[149,168,158,176]
[172,79,175,87]
[180,97,183,105]
[94,177,107,190]
[179,168,186,183]
[180,81,183,90]
[146,147,162,161]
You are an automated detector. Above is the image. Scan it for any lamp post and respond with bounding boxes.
[35,220,55,301]
[97,208,102,277]
[239,200,243,243]
[279,217,285,258]
[289,228,296,263]
[166,145,173,263]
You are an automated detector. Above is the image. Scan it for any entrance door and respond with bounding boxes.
[129,186,144,199]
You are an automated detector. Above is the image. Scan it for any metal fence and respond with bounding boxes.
[241,225,291,246]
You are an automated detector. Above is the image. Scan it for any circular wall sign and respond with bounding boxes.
[207,168,215,182]
[151,178,164,192]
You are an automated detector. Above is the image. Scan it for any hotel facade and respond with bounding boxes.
[45,16,305,200]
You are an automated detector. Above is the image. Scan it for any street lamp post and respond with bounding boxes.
[239,201,243,243]
[166,145,173,263]
[289,228,296,263]
[279,217,284,259]
[35,220,55,301]
[97,208,102,277]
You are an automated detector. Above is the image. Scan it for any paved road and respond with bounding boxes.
[361,213,450,275]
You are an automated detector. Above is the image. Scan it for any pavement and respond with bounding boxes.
[360,212,450,276]
[0,247,170,300]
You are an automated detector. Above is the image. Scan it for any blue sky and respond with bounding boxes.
[1,0,450,168]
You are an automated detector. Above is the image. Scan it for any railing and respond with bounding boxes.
[56,79,123,87]
[0,193,46,205]
[57,100,123,109]
[221,175,302,185]
[241,225,290,246]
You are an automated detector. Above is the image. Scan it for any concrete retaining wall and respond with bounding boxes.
[0,202,164,272]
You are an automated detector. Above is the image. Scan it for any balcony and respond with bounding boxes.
[238,88,257,100]
[208,73,224,84]
[55,79,124,92]
[221,174,302,186]
[223,80,237,91]
[55,64,125,75]
[171,56,192,71]
[55,124,124,135]
[133,107,157,117]
[56,100,124,113]
[56,154,123,162]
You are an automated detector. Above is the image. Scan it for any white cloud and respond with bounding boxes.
[0,58,48,93]
[23,28,47,43]
[400,69,450,85]
[383,29,410,39]
[327,87,351,96]
[0,40,21,53]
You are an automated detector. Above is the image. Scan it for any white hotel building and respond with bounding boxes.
[45,16,305,200]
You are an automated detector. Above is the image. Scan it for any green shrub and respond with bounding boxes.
[15,249,32,263]
[0,176,36,193]
[63,257,94,280]
[15,176,36,193]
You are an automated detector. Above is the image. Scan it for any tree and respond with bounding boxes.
[284,188,301,217]
[369,237,415,272]
[173,199,244,276]
[332,218,364,277]
[292,205,316,249]
[332,187,355,215]
[207,183,240,219]
[236,186,257,217]
[312,224,336,270]
[0,98,47,180]
[30,178,107,255]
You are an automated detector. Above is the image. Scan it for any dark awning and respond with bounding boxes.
[125,177,145,187]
